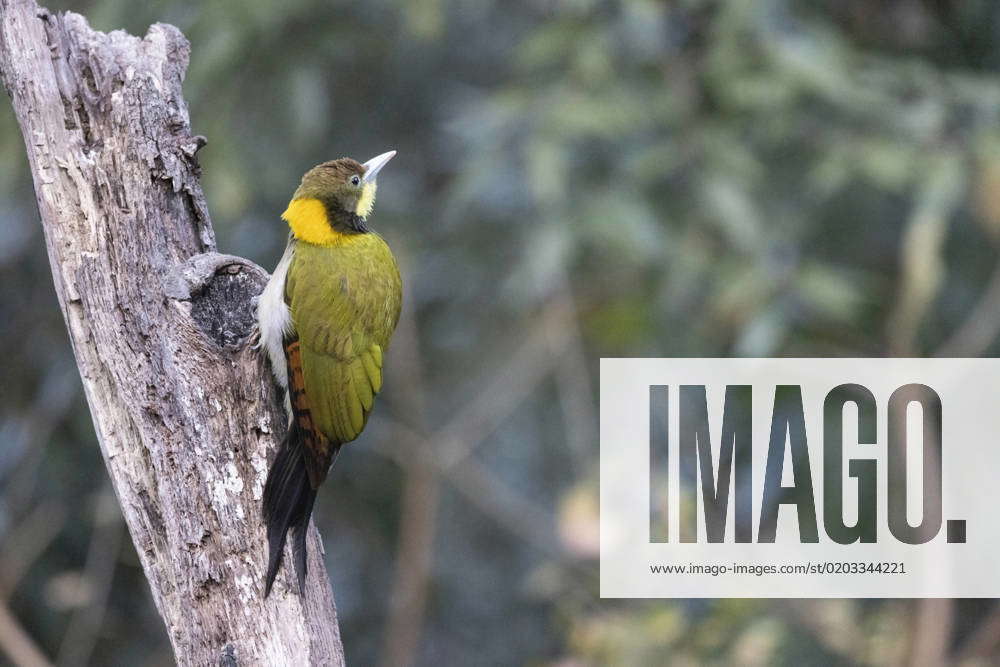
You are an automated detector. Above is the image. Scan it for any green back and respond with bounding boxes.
[286,235,402,447]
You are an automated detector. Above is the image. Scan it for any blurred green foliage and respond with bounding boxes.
[3,0,1000,664]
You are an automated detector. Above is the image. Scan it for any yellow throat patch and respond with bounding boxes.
[356,182,377,219]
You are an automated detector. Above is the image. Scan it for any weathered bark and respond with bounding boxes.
[0,1,345,664]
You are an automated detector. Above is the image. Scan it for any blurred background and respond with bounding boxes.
[3,0,1000,664]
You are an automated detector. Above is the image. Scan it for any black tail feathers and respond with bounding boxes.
[262,425,318,597]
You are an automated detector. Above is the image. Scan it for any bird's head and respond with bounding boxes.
[283,150,395,245]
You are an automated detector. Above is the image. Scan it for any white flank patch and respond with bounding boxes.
[257,239,296,403]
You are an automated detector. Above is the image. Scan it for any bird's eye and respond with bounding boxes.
[350,175,361,186]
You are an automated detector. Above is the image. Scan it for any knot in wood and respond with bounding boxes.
[164,252,269,349]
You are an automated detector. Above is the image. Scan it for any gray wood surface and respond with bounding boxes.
[0,0,345,663]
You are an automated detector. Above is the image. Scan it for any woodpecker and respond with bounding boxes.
[257,151,401,596]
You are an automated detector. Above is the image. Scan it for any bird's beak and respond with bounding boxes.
[362,150,396,183]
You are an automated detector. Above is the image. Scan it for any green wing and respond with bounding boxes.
[286,237,401,447]
[301,341,383,442]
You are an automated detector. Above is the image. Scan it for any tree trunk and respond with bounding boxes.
[0,1,346,664]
